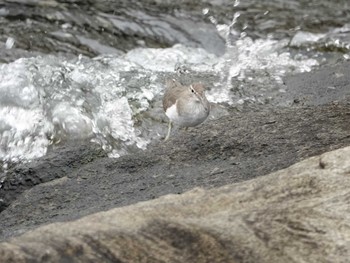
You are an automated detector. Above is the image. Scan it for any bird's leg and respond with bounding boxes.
[164,121,173,141]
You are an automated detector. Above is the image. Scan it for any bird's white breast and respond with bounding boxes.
[165,100,209,127]
[165,102,181,123]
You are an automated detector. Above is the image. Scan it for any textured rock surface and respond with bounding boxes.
[2,0,350,62]
[1,57,350,241]
[283,60,350,106]
[0,0,226,62]
[1,146,350,262]
[1,101,350,241]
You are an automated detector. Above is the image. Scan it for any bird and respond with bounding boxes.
[162,79,210,141]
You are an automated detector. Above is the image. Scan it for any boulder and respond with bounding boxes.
[1,146,350,262]
[1,101,350,241]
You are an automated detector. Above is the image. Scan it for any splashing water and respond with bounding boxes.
[0,39,318,166]
[0,45,219,165]
[6,14,350,166]
[204,37,318,105]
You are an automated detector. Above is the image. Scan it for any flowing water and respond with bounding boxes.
[0,0,349,170]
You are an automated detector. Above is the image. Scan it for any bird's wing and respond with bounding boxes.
[162,79,184,111]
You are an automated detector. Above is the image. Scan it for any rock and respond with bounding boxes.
[1,58,350,242]
[283,60,350,105]
[0,142,107,213]
[1,146,350,262]
[0,100,350,241]
[0,0,225,62]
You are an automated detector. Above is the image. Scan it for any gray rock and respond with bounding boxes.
[283,60,350,106]
[0,100,350,241]
[1,146,350,262]
[1,58,350,241]
[0,0,225,62]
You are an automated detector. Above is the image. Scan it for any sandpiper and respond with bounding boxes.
[162,79,210,141]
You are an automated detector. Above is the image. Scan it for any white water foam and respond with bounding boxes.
[0,35,320,165]
[207,37,318,104]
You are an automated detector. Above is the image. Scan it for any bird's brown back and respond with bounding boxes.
[162,79,186,111]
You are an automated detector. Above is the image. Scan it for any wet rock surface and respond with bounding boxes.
[0,60,350,242]
[1,1,350,261]
[0,0,226,63]
[2,0,350,63]
[1,146,350,262]
[283,60,350,106]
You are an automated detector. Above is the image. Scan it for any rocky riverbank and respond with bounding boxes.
[1,1,350,262]
[0,60,350,252]
[1,138,350,262]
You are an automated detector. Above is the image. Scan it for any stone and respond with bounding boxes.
[1,101,350,241]
[1,146,350,262]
